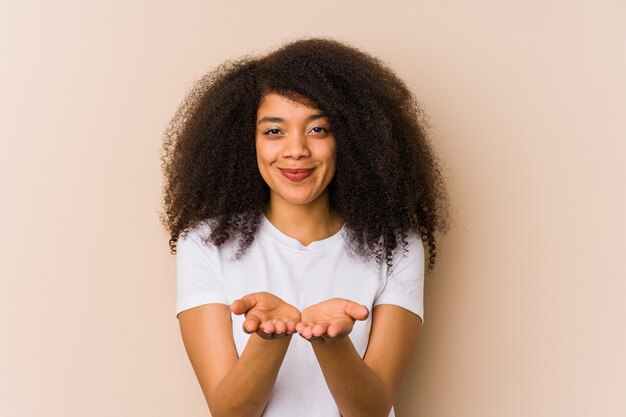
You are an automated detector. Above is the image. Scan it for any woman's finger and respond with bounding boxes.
[260,320,276,334]
[242,316,261,334]
[327,322,344,338]
[286,320,298,334]
[295,322,304,333]
[312,323,329,337]
[274,320,287,334]
[300,326,310,339]
[231,293,259,315]
[346,302,369,321]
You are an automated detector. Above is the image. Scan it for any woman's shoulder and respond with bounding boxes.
[178,218,250,262]
[176,218,228,256]
[179,220,213,243]
[387,230,425,274]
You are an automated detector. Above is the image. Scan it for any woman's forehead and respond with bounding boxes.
[257,93,324,118]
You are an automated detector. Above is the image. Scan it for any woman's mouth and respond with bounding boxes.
[279,168,315,182]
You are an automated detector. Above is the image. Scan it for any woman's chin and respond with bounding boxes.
[273,191,321,207]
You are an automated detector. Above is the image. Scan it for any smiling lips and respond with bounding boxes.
[279,168,314,182]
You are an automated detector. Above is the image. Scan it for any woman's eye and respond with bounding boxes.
[262,127,330,136]
[310,126,330,134]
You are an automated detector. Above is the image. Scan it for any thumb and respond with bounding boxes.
[345,301,369,321]
[230,293,258,315]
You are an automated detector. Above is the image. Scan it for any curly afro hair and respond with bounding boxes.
[160,36,451,272]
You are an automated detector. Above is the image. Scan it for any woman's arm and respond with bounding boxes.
[179,293,299,417]
[211,332,292,417]
[299,302,422,417]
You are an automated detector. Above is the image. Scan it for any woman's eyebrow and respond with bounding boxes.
[257,113,326,125]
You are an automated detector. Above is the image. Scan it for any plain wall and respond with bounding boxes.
[1,1,624,416]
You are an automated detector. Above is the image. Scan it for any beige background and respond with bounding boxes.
[2,1,624,416]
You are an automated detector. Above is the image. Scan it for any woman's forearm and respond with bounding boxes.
[311,336,393,417]
[210,333,292,417]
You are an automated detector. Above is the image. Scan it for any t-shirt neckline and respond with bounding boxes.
[260,213,345,252]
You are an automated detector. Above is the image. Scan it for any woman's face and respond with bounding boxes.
[255,93,337,208]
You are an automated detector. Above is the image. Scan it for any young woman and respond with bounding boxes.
[161,37,450,417]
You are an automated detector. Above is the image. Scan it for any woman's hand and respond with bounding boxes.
[296,298,369,344]
[230,292,301,340]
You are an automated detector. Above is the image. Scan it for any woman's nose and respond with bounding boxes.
[282,132,311,158]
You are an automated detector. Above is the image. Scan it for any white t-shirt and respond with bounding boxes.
[176,213,425,417]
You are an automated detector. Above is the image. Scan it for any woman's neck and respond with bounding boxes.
[263,201,344,247]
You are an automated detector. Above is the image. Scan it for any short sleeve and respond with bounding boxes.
[175,226,229,319]
[373,233,425,326]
